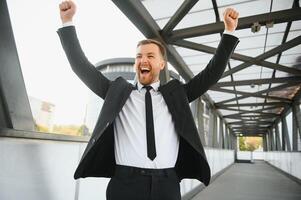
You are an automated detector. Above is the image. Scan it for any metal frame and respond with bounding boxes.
[167,8,301,40]
[0,0,34,131]
[112,0,301,149]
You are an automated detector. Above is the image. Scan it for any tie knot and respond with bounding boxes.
[143,85,153,92]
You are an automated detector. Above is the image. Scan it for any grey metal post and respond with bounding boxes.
[293,104,301,140]
[227,129,231,149]
[219,118,225,148]
[229,130,233,149]
[275,124,282,151]
[225,125,229,149]
[208,110,214,147]
[282,117,291,151]
[233,134,238,161]
[292,106,298,151]
[197,98,206,146]
[0,0,34,130]
[263,134,268,151]
[212,114,219,148]
[267,129,273,151]
[270,128,276,151]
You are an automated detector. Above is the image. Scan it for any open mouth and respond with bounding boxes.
[140,67,151,74]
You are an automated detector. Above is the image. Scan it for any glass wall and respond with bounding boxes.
[6,0,144,136]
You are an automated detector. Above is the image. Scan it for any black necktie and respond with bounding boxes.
[144,86,156,160]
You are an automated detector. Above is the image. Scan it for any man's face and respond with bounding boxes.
[134,43,165,85]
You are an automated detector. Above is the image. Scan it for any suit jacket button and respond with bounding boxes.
[91,138,96,144]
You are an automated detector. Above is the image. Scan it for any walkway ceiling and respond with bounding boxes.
[112,0,301,137]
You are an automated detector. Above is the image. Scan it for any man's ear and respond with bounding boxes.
[159,60,165,70]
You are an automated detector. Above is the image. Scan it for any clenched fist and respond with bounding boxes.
[223,8,239,32]
[59,0,76,23]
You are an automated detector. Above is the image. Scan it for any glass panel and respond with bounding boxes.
[272,0,294,11]
[287,30,301,41]
[174,46,202,57]
[174,9,216,30]
[184,54,213,65]
[7,0,144,136]
[290,20,301,31]
[207,91,237,102]
[218,0,270,18]
[142,0,182,21]
[187,33,221,44]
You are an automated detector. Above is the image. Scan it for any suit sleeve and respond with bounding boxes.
[57,26,111,99]
[183,34,239,102]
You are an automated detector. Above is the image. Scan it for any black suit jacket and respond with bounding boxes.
[57,26,239,186]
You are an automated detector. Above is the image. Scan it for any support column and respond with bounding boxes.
[208,110,214,147]
[197,98,206,146]
[212,113,219,148]
[282,117,291,151]
[219,118,224,149]
[229,130,233,149]
[268,128,275,151]
[267,129,273,151]
[263,134,268,151]
[293,104,301,140]
[225,125,229,149]
[232,134,237,161]
[275,124,282,151]
[292,105,299,151]
[0,0,34,130]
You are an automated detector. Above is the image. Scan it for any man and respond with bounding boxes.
[58,1,239,199]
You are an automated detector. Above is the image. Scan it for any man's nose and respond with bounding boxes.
[141,56,148,63]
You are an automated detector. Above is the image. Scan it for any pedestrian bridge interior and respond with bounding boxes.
[0,0,301,199]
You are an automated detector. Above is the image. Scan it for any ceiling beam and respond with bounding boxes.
[222,35,301,77]
[224,112,279,118]
[168,8,301,40]
[174,40,301,77]
[228,121,271,125]
[262,0,298,111]
[215,76,301,87]
[213,82,297,105]
[217,102,288,108]
[219,105,281,113]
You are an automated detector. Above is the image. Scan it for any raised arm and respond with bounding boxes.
[58,1,111,99]
[184,8,239,102]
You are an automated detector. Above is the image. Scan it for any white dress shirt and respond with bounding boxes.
[114,81,179,169]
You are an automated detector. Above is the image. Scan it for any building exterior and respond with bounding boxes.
[28,96,55,132]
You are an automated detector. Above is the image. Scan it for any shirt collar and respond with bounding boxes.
[137,81,160,92]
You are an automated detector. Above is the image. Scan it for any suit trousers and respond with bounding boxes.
[106,165,181,200]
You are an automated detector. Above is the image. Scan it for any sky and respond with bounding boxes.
[7,0,145,125]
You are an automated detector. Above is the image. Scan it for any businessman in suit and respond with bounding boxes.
[58,1,239,199]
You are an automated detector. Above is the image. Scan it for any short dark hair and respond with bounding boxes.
[137,39,167,62]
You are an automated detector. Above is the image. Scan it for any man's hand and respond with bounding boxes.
[59,0,76,24]
[223,8,239,32]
